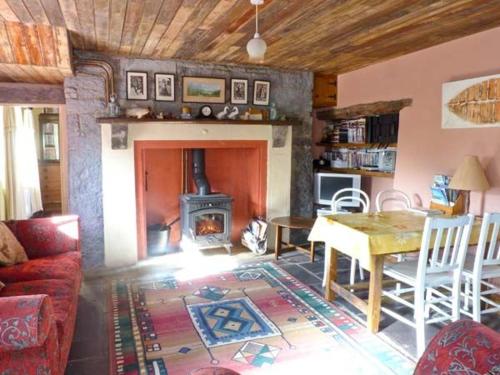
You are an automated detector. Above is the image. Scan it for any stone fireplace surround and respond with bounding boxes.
[101,122,292,268]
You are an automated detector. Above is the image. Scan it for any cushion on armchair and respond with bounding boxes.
[0,222,28,266]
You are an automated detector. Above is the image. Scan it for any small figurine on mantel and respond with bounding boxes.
[270,102,278,121]
[180,105,192,120]
[228,107,239,120]
[107,93,121,117]
[216,106,230,120]
[125,107,150,119]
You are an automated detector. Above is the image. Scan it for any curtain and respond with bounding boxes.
[0,106,43,220]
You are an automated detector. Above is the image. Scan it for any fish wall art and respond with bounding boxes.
[442,73,500,129]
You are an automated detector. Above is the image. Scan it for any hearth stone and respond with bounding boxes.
[180,193,233,254]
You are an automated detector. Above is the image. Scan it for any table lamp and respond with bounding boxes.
[449,155,490,213]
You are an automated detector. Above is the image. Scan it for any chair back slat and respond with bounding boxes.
[331,188,370,214]
[417,214,474,286]
[332,196,369,213]
[440,226,456,267]
[451,226,464,266]
[430,227,444,267]
[375,189,411,212]
[486,222,499,260]
[474,213,500,272]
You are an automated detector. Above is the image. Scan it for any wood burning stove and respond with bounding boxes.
[179,149,233,253]
[180,193,232,253]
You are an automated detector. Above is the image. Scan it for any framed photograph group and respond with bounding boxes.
[125,71,272,107]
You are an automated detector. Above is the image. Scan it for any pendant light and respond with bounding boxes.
[246,0,267,62]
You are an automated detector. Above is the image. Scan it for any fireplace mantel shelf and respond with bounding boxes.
[97,116,293,126]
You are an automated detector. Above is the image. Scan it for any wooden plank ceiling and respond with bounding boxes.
[0,21,72,83]
[1,0,500,77]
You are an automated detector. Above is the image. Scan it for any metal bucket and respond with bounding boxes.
[147,224,170,256]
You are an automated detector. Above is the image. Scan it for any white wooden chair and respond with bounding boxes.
[322,188,370,287]
[381,214,474,357]
[376,189,412,263]
[375,189,411,212]
[461,212,500,322]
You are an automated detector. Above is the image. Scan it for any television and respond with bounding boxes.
[314,173,362,207]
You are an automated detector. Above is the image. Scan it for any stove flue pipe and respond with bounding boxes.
[192,149,211,195]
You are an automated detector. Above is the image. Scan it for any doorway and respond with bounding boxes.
[0,104,68,219]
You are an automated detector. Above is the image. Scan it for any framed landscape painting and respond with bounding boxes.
[442,73,500,128]
[182,76,226,103]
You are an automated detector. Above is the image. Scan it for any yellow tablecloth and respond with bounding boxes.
[308,211,481,269]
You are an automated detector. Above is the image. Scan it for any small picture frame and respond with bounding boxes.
[111,124,128,150]
[253,80,270,106]
[126,71,148,100]
[155,73,175,101]
[230,78,248,104]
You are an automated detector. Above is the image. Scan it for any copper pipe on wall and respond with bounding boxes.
[73,58,115,101]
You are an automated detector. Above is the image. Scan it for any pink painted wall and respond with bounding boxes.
[337,26,500,215]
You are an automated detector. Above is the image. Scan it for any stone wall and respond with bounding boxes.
[65,51,313,269]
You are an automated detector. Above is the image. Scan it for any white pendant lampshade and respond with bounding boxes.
[247,0,266,62]
[247,32,267,62]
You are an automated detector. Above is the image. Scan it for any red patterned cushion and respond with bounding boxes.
[414,320,500,375]
[0,278,78,372]
[0,251,82,286]
[5,215,80,259]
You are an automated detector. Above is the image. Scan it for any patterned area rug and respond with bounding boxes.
[109,262,415,374]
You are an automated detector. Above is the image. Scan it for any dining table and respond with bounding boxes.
[308,210,482,333]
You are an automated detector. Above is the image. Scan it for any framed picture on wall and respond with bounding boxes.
[39,113,59,161]
[126,71,148,100]
[253,80,270,106]
[155,73,175,101]
[442,73,500,128]
[230,78,248,104]
[182,76,226,103]
[111,124,128,150]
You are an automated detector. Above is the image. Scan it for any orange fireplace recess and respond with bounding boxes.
[134,140,268,260]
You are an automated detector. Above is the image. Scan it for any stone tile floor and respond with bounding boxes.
[66,245,499,374]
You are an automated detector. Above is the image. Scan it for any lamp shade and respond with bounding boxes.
[449,155,490,191]
[246,33,267,62]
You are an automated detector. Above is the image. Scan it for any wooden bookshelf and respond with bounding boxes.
[319,167,395,178]
[316,142,397,149]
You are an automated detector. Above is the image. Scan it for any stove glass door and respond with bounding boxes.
[195,212,225,236]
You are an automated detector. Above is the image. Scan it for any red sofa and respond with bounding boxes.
[414,320,500,374]
[0,216,81,375]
